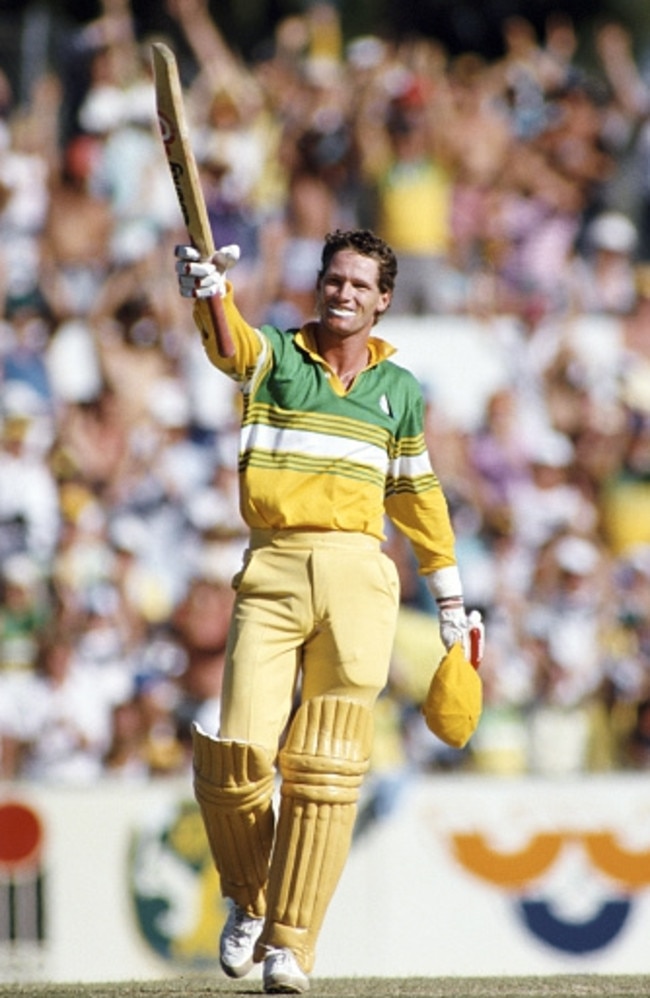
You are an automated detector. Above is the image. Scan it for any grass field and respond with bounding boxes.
[1,976,649,998]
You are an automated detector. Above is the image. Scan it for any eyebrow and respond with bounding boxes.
[323,266,377,288]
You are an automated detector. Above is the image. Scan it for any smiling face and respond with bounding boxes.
[315,249,392,342]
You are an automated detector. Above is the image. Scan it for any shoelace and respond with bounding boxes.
[268,948,293,969]
[233,913,255,939]
[231,910,261,942]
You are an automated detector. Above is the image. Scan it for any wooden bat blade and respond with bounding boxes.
[151,42,215,258]
[151,42,234,358]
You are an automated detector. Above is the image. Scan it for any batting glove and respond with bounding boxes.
[437,598,485,668]
[175,244,240,299]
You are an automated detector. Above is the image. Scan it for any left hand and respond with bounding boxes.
[437,601,484,668]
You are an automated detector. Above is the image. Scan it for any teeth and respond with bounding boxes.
[329,307,355,317]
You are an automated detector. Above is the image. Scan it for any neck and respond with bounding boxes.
[337,365,365,388]
[325,344,370,387]
[312,325,370,381]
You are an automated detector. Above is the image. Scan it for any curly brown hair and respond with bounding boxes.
[317,229,398,295]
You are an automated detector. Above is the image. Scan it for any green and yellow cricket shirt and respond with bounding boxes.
[194,290,458,576]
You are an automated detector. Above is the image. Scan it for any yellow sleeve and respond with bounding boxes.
[385,485,458,576]
[192,283,264,381]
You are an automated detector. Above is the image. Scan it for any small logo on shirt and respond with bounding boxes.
[379,393,392,417]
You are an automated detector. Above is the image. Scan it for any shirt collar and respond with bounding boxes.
[294,322,397,368]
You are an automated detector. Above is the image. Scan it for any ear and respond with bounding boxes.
[375,291,391,315]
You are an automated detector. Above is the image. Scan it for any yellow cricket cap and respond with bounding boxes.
[422,642,482,749]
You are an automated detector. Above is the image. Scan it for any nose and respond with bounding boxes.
[334,281,353,300]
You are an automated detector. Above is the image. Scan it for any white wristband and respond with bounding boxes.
[425,565,463,602]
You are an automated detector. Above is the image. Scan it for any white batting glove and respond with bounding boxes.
[437,598,485,668]
[175,244,240,299]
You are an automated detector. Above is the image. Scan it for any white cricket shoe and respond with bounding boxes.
[219,903,264,978]
[263,946,310,994]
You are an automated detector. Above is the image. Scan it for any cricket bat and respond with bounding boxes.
[151,41,234,356]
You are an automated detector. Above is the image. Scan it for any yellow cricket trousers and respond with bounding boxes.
[219,529,401,754]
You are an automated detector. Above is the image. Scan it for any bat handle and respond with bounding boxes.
[208,293,236,358]
[468,610,483,670]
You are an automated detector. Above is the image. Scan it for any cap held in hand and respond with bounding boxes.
[422,642,482,749]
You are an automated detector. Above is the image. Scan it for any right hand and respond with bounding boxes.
[175,244,240,299]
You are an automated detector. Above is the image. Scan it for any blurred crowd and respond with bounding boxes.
[1,0,650,784]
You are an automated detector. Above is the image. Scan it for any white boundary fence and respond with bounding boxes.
[1,773,649,983]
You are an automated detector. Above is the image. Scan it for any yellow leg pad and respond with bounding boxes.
[256,696,373,972]
[192,724,275,917]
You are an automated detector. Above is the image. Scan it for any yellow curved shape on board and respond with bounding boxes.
[451,832,565,888]
[583,832,650,888]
